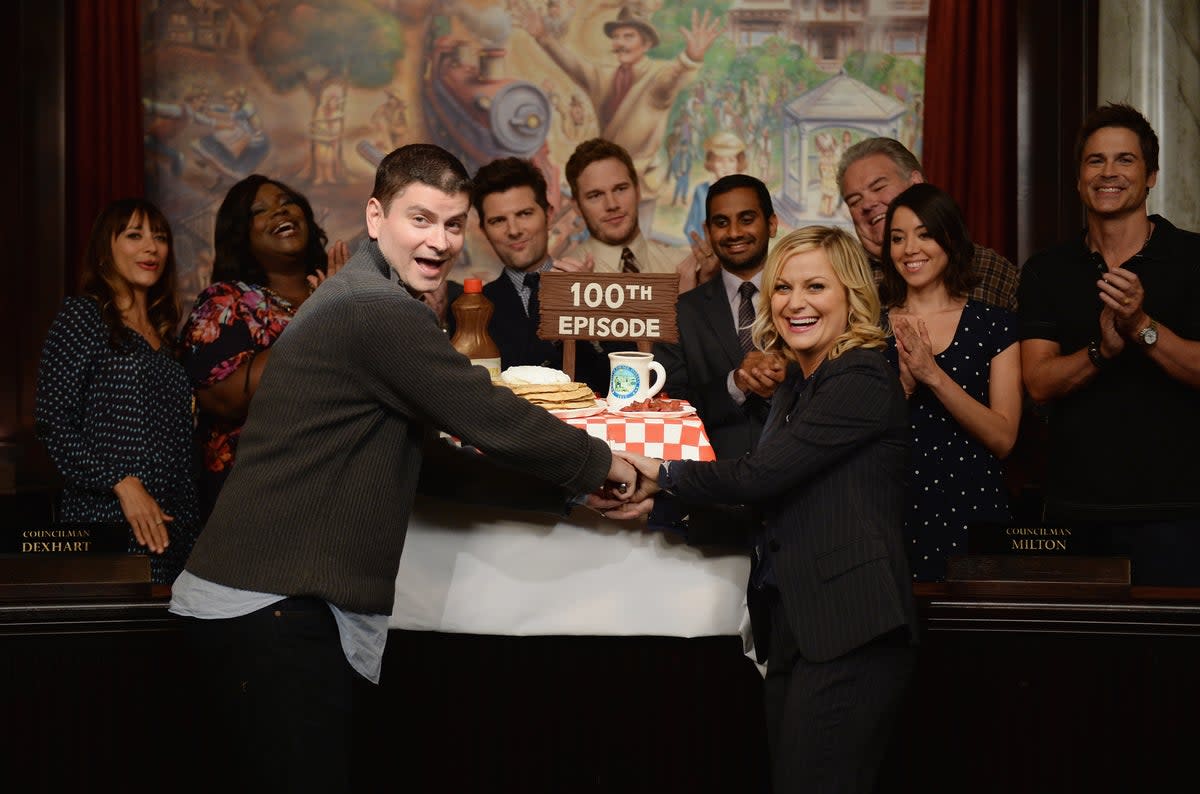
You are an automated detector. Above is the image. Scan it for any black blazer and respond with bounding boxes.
[480,271,625,394]
[667,348,917,662]
[654,276,770,460]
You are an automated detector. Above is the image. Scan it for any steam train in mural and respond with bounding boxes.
[357,35,553,178]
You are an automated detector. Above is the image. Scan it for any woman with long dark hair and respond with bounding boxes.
[181,174,347,519]
[881,183,1021,581]
[36,198,199,583]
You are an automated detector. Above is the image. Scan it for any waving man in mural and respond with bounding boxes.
[520,2,722,199]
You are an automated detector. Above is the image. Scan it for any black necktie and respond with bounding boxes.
[620,247,640,273]
[523,272,540,319]
[737,281,757,354]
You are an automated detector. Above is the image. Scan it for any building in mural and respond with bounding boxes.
[728,0,927,68]
[778,71,906,225]
[141,0,926,305]
[146,0,240,51]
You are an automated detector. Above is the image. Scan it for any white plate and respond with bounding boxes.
[613,405,698,420]
[549,399,607,419]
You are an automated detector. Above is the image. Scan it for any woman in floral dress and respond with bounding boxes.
[181,175,346,519]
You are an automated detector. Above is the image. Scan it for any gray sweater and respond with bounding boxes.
[185,239,612,614]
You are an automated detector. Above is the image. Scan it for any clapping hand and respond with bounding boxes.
[1097,266,1148,339]
[552,252,595,274]
[734,350,787,399]
[891,315,943,388]
[688,230,720,285]
[307,239,350,291]
[1097,304,1125,359]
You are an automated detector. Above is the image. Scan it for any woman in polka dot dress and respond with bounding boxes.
[880,184,1022,581]
[35,199,199,584]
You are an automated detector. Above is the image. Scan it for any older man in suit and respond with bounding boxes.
[654,174,785,459]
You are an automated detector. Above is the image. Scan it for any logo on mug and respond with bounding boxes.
[609,365,641,400]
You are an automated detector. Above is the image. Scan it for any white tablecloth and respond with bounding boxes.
[390,496,752,638]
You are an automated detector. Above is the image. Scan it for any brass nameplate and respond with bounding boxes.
[946,554,1131,599]
[967,522,1116,556]
[1,523,130,554]
[0,554,151,601]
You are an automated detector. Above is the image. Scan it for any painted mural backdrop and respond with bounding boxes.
[142,0,927,309]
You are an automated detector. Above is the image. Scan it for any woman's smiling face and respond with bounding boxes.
[888,205,949,291]
[248,182,310,269]
[770,247,849,375]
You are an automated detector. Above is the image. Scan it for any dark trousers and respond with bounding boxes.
[183,597,355,793]
[1107,519,1200,586]
[763,600,915,794]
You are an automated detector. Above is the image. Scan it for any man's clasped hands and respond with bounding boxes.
[588,452,672,521]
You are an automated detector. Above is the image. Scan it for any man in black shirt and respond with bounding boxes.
[1018,103,1200,584]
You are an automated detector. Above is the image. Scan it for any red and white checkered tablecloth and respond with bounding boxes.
[563,407,715,462]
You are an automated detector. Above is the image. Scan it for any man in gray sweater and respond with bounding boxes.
[171,144,633,791]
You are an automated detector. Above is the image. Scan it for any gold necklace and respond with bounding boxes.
[262,287,300,315]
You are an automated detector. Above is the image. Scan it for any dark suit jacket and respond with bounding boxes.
[667,348,917,663]
[654,276,771,460]
[479,271,624,394]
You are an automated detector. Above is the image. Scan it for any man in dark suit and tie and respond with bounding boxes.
[469,156,619,393]
[654,174,786,459]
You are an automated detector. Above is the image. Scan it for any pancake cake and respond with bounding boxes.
[497,366,597,410]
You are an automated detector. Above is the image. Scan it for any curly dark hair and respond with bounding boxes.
[211,174,330,285]
[79,198,181,354]
[879,183,977,308]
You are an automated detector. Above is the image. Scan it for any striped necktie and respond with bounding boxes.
[620,247,640,273]
[737,281,757,354]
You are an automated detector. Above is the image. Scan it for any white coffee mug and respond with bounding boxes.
[607,351,666,410]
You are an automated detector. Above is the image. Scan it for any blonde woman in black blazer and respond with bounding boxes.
[609,226,918,793]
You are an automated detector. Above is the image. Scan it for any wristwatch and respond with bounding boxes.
[1087,341,1110,370]
[1136,319,1159,346]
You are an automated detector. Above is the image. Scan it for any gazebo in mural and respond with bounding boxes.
[777,72,907,225]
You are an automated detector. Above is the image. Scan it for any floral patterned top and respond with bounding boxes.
[181,280,296,518]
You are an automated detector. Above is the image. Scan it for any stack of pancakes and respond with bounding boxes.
[496,365,597,411]
[504,381,597,411]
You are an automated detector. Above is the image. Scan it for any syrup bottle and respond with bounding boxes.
[449,278,502,378]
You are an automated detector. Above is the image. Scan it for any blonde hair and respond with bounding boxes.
[751,226,886,363]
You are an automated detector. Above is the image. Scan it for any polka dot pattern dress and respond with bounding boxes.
[35,297,200,584]
[885,300,1016,581]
